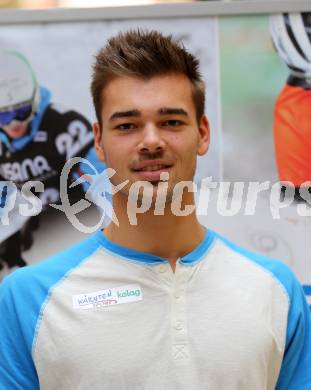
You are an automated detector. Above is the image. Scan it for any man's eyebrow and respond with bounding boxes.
[109,107,189,121]
[109,109,141,121]
[158,107,189,116]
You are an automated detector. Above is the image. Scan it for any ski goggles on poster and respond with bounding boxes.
[0,103,33,126]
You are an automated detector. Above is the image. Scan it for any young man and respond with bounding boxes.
[0,51,103,271]
[0,30,310,389]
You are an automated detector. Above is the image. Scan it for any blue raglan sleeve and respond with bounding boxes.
[276,274,311,389]
[0,236,99,390]
[211,232,311,388]
[0,273,40,390]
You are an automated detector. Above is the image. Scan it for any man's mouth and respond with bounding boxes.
[133,164,171,172]
[131,161,172,181]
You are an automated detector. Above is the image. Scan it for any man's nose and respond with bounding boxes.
[138,124,165,154]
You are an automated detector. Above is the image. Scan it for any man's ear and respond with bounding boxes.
[93,122,105,162]
[197,115,210,156]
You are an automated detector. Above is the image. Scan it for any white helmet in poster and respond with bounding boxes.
[270,13,311,78]
[0,50,39,112]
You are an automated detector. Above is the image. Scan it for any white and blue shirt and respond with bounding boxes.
[0,229,310,389]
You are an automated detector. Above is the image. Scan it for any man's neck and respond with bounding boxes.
[103,193,206,271]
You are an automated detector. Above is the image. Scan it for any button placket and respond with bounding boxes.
[155,263,174,285]
[174,320,183,331]
[171,264,190,364]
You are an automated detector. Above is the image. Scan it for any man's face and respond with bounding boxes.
[93,73,209,205]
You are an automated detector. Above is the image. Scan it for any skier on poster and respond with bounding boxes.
[0,50,105,271]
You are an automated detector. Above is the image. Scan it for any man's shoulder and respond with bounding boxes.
[0,232,103,364]
[212,231,298,303]
[0,233,101,298]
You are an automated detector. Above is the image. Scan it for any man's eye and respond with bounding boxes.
[162,120,183,127]
[116,123,136,130]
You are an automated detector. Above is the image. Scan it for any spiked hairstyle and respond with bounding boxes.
[91,29,205,127]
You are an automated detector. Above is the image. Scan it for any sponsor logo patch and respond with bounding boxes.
[72,284,142,310]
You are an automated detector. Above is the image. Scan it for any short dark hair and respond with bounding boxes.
[91,29,205,126]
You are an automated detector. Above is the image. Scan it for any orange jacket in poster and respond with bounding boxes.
[274,77,311,187]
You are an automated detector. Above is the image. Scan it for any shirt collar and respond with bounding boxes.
[93,228,215,265]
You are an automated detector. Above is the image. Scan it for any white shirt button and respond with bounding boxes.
[175,321,183,331]
[174,292,181,299]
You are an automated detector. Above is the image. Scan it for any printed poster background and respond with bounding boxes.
[198,15,311,302]
[0,16,221,268]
